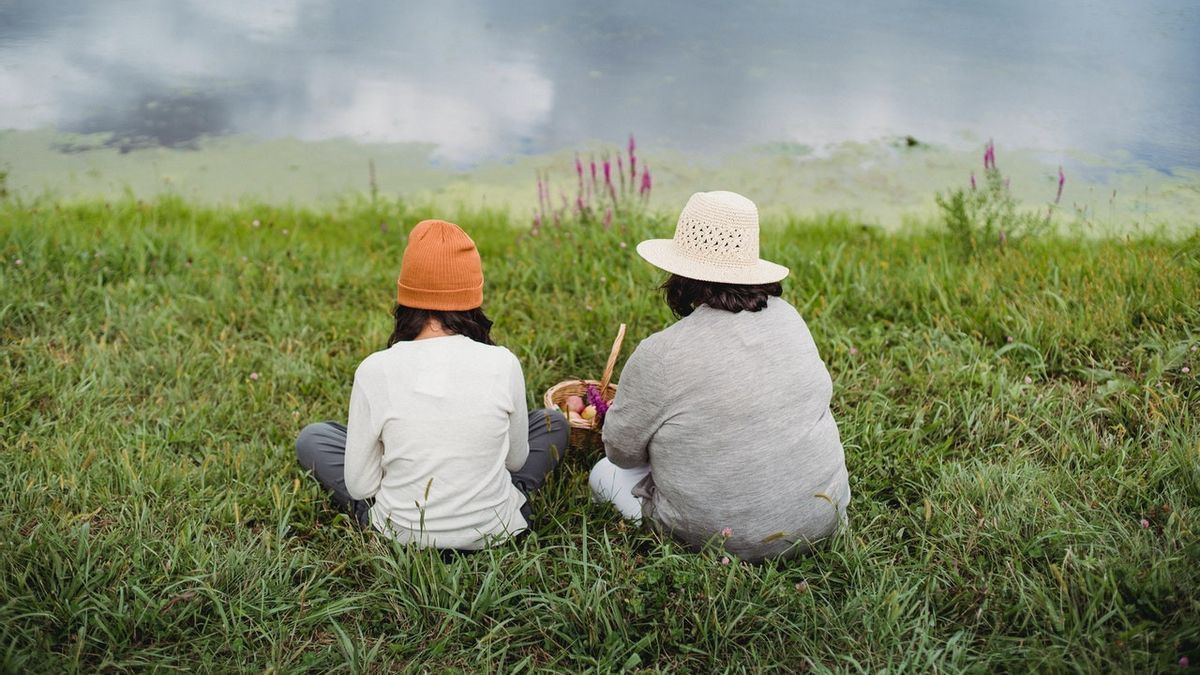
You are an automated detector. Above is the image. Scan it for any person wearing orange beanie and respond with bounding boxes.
[295,219,568,550]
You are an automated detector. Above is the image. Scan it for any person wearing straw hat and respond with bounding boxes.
[590,191,850,562]
[295,219,569,550]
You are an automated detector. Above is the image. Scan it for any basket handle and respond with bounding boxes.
[598,323,626,394]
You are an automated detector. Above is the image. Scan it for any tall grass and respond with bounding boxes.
[1,195,1197,671]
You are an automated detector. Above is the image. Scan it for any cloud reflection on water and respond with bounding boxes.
[0,1,1196,168]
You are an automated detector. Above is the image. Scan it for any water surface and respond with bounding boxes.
[2,1,1197,168]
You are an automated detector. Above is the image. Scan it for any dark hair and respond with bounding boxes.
[387,305,494,347]
[661,274,783,318]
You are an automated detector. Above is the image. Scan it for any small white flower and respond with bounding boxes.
[1184,366,1192,374]
[1024,376,1032,384]
[249,372,260,381]
[14,258,22,266]
[252,219,260,227]
[1006,336,1014,343]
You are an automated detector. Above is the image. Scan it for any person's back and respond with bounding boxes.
[348,334,529,548]
[606,298,848,559]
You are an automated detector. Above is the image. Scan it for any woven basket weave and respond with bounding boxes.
[543,324,626,449]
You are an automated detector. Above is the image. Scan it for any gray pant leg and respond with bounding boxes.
[510,408,569,495]
[295,421,371,526]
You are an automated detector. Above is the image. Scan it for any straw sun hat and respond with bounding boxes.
[636,191,789,285]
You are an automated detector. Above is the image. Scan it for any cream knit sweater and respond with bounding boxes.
[344,334,530,549]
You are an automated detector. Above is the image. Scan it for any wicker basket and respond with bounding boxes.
[543,324,626,449]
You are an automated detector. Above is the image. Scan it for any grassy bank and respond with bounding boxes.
[1,196,1198,671]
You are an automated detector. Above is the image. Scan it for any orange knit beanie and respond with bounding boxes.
[396,219,484,311]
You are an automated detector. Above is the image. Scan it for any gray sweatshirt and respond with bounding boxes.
[602,297,850,561]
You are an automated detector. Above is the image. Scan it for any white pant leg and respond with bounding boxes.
[589,457,651,522]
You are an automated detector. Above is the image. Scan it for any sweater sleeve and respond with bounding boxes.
[601,337,666,468]
[344,364,384,500]
[504,353,530,472]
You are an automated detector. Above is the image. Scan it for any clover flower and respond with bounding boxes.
[721,527,733,538]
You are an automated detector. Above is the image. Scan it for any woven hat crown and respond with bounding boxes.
[396,219,484,311]
[672,191,761,266]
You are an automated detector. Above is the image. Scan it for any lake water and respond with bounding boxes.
[1,2,1198,228]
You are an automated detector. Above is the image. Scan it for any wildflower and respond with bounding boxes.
[1006,335,1014,343]
[1181,656,1190,668]
[1024,376,1033,384]
[849,346,859,355]
[250,372,260,381]
[575,155,583,185]
[13,258,21,266]
[282,228,289,235]
[1183,366,1191,374]
[252,219,260,227]
[618,241,627,248]
[970,172,976,190]
[721,527,733,538]
[576,195,585,213]
[604,208,613,229]
[794,580,809,593]
[640,165,652,197]
[1140,518,1150,529]
[628,134,636,156]
[1192,345,1198,352]
[1055,166,1065,204]
[720,556,730,566]
[585,383,609,421]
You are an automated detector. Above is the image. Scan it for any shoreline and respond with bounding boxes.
[2,129,1198,234]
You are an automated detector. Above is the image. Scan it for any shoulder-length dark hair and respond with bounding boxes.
[661,274,783,318]
[387,305,494,347]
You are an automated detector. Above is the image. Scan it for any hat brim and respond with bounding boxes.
[636,239,790,285]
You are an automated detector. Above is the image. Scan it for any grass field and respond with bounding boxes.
[1,195,1198,672]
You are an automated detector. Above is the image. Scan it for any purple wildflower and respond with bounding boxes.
[575,155,583,181]
[970,172,976,190]
[721,527,733,538]
[1055,165,1065,204]
[603,208,613,228]
[719,556,731,566]
[1140,518,1150,529]
[590,157,598,188]
[585,383,609,422]
[640,164,652,196]
[603,159,612,186]
[628,134,636,156]
[576,194,585,213]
